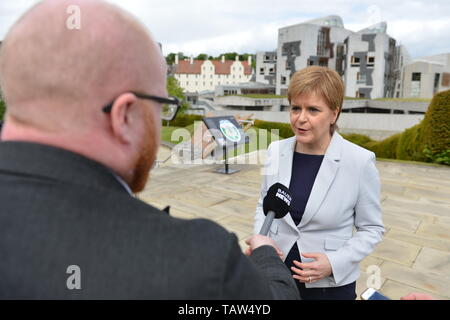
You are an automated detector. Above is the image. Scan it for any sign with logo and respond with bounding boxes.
[219,119,241,143]
[203,116,245,147]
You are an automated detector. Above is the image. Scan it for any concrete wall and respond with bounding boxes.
[213,96,429,113]
[207,110,424,140]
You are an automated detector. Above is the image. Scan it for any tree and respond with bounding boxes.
[196,53,208,60]
[165,52,186,65]
[166,53,177,65]
[167,76,189,115]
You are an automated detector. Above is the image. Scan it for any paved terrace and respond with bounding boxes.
[139,146,450,300]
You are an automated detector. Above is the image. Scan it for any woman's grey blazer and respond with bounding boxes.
[253,132,384,288]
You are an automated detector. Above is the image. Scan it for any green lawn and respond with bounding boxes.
[225,127,281,158]
[374,98,431,102]
[161,125,281,157]
[218,94,286,99]
[217,94,431,103]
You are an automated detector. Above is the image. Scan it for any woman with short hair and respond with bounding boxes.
[253,66,384,300]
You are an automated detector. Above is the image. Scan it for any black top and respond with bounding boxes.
[288,152,324,226]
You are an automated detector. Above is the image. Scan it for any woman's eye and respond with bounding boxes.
[309,107,319,112]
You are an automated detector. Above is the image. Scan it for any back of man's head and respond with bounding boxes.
[0,0,167,192]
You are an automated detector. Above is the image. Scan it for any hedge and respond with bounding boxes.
[365,133,401,159]
[419,89,450,163]
[162,114,203,127]
[253,120,294,139]
[251,90,449,165]
[396,123,426,161]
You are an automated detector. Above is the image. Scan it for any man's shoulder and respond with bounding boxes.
[116,195,235,246]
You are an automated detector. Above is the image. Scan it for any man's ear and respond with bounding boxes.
[109,92,138,144]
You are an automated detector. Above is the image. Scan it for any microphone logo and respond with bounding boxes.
[275,188,291,206]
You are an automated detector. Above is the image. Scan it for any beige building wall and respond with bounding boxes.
[174,57,252,93]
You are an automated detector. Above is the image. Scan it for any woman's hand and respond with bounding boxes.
[290,252,333,284]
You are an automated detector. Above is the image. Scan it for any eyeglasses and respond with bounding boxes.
[102,91,181,121]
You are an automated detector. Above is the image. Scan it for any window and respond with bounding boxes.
[442,72,450,86]
[351,56,360,66]
[357,72,366,84]
[411,81,420,97]
[434,73,440,88]
[269,68,274,74]
[259,68,264,75]
[281,76,286,85]
[412,73,421,81]
[367,56,375,67]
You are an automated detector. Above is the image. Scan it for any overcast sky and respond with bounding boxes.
[1,0,449,59]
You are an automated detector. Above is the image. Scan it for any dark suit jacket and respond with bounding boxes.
[0,141,299,300]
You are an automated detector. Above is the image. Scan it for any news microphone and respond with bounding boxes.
[259,183,291,236]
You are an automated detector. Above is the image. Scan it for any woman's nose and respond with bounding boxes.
[297,110,307,123]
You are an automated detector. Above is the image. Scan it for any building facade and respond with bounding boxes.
[173,55,253,93]
[255,51,277,85]
[259,15,411,99]
[400,53,450,99]
[275,15,353,95]
[343,22,397,99]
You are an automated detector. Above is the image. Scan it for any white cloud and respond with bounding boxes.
[0,0,449,59]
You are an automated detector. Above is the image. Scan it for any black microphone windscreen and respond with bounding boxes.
[262,183,291,219]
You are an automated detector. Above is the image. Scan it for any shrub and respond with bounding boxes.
[162,114,203,127]
[341,133,373,147]
[420,89,450,162]
[396,123,427,161]
[253,120,294,139]
[365,133,401,159]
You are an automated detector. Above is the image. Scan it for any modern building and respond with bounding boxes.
[172,55,253,93]
[275,15,353,95]
[255,51,277,85]
[215,81,275,97]
[343,22,397,99]
[393,45,412,98]
[261,15,411,99]
[400,53,450,99]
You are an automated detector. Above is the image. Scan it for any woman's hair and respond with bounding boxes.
[287,66,345,133]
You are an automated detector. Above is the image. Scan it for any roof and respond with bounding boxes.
[173,60,204,74]
[174,59,252,75]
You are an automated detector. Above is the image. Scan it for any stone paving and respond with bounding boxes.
[138,146,450,300]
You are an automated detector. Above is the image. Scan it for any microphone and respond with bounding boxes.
[259,183,292,236]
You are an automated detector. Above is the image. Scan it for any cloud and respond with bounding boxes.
[0,0,449,59]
